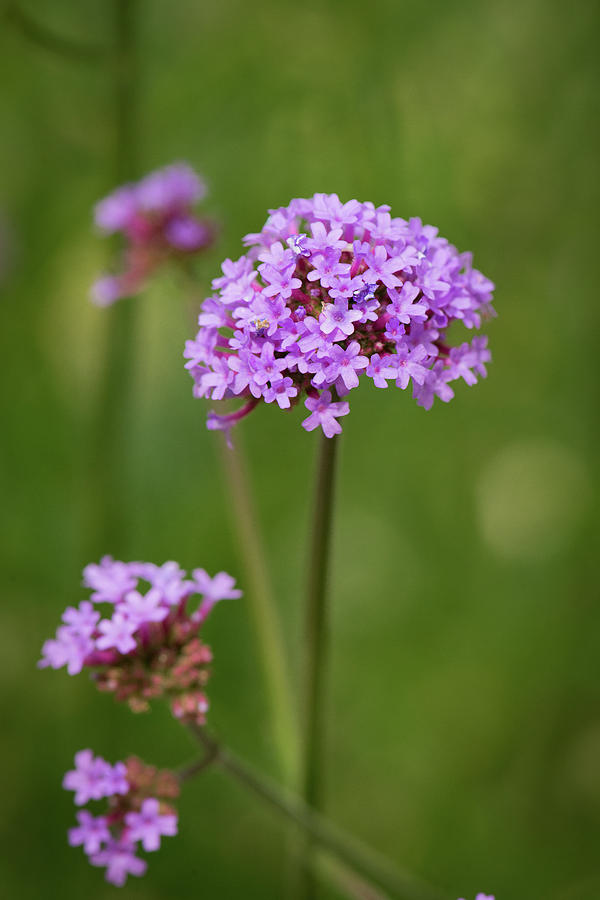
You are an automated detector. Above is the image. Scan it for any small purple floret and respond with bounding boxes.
[124,798,178,852]
[90,839,147,887]
[69,811,111,855]
[302,390,350,438]
[63,750,127,806]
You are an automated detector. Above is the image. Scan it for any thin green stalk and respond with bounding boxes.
[296,431,340,897]
[91,0,138,554]
[8,1,138,555]
[186,728,445,900]
[113,0,136,182]
[219,433,298,781]
[181,270,297,778]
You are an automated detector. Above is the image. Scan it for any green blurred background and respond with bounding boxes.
[1,0,598,897]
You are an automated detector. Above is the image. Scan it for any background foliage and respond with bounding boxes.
[1,1,598,898]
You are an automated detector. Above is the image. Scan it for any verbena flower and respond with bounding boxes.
[184,193,495,439]
[65,752,179,886]
[91,163,214,306]
[39,558,241,725]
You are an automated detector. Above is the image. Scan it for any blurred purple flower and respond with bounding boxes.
[92,163,214,306]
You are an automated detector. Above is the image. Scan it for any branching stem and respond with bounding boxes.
[185,727,445,900]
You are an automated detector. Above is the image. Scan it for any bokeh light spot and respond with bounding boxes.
[477,439,589,560]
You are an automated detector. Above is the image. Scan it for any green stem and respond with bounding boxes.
[181,275,297,776]
[5,3,108,62]
[219,433,298,781]
[113,0,136,182]
[90,0,138,554]
[297,431,340,897]
[186,728,445,900]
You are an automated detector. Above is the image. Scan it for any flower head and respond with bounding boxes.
[65,753,179,886]
[92,163,214,306]
[39,558,240,726]
[185,194,495,438]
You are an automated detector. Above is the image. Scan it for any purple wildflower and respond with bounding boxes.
[413,360,455,410]
[384,316,405,343]
[83,556,138,604]
[63,750,119,805]
[185,194,495,437]
[69,811,111,855]
[307,220,347,253]
[62,601,100,636]
[90,839,147,887]
[387,283,428,324]
[362,244,406,289]
[191,569,242,620]
[40,558,239,726]
[145,561,192,606]
[64,754,180,886]
[395,344,429,390]
[324,342,369,391]
[366,353,397,388]
[320,299,363,337]
[252,342,288,385]
[38,627,94,676]
[103,761,129,797]
[92,162,214,306]
[307,247,350,288]
[263,376,298,409]
[448,337,491,385]
[96,612,138,654]
[124,798,178,852]
[260,261,301,300]
[302,391,350,438]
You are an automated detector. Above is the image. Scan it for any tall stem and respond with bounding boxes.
[113,0,136,182]
[298,432,340,896]
[91,0,138,554]
[219,434,298,781]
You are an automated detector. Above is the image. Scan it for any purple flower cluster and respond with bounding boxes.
[92,163,214,306]
[458,895,495,900]
[39,557,241,724]
[185,193,495,439]
[65,752,179,886]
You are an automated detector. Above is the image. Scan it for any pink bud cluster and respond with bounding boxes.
[92,162,215,306]
[39,558,241,725]
[65,750,179,886]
